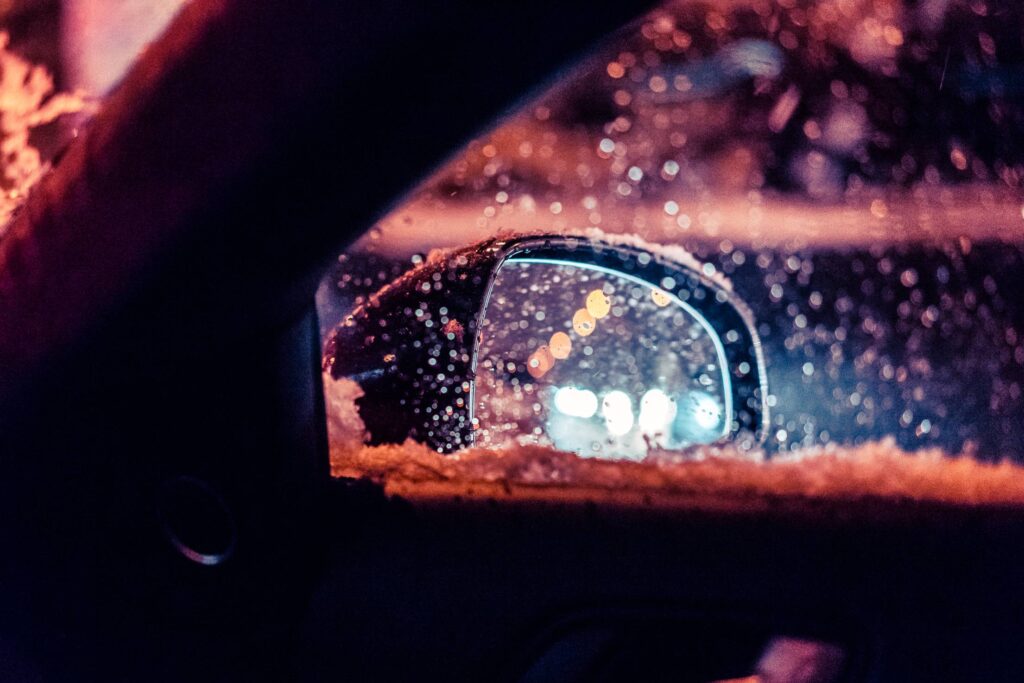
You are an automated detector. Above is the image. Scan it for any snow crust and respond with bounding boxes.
[491,225,735,291]
[326,335,1024,507]
[323,373,367,452]
[331,436,1024,508]
[577,226,735,292]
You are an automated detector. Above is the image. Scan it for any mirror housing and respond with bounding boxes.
[324,235,768,454]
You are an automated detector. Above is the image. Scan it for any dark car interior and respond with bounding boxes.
[1,0,1023,681]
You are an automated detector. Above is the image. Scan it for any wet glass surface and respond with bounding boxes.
[320,0,1024,464]
[474,258,730,458]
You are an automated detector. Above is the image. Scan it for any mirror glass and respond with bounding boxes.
[472,256,731,459]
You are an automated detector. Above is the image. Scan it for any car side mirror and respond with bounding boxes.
[324,235,768,457]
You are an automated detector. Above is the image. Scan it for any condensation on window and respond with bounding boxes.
[319,0,1024,501]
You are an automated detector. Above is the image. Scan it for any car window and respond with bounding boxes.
[320,0,1024,503]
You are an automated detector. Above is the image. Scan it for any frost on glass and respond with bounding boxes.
[320,0,1024,483]
[474,258,729,459]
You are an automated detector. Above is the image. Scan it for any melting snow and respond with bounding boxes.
[0,32,95,232]
[329,401,1024,508]
[332,439,1024,507]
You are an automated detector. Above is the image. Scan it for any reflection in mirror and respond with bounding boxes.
[474,257,730,460]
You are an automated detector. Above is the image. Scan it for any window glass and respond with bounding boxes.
[319,0,1024,501]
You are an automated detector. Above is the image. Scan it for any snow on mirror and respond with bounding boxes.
[474,258,729,459]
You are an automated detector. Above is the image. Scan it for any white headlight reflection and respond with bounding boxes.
[638,388,678,440]
[601,390,635,436]
[674,390,725,442]
[545,387,725,458]
[552,386,599,419]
